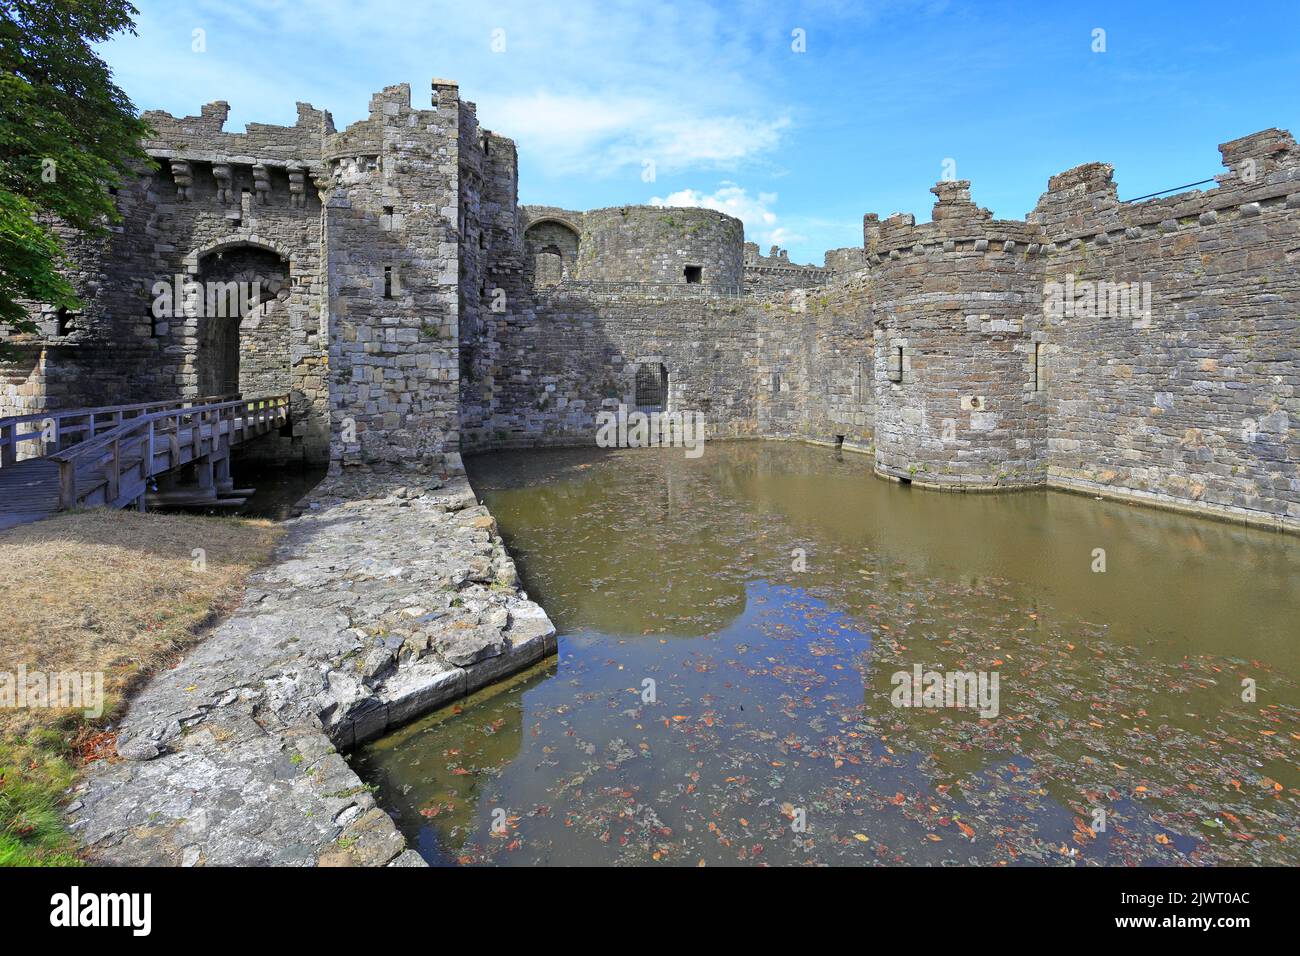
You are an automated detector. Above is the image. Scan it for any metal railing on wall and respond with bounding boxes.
[536,279,747,299]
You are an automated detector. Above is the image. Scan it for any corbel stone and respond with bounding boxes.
[213,163,234,204]
[171,159,193,201]
[312,171,334,203]
[253,163,271,204]
[288,165,306,208]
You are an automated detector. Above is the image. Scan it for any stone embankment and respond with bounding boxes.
[66,475,555,866]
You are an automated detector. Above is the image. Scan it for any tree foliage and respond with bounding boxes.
[0,0,151,334]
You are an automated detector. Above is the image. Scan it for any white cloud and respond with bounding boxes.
[104,1,794,178]
[650,182,799,247]
[483,93,789,177]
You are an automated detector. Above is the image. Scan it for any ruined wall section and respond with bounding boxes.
[824,246,867,274]
[460,201,756,452]
[867,186,1047,488]
[743,242,830,294]
[323,81,462,473]
[1032,129,1300,526]
[754,274,875,451]
[1,170,158,417]
[519,209,582,287]
[141,100,330,460]
[458,103,528,446]
[3,101,331,460]
[460,290,760,451]
[574,206,744,292]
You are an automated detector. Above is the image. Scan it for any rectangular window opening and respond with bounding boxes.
[55,308,76,337]
[383,265,393,299]
[887,345,904,383]
[1034,342,1045,392]
[635,362,668,411]
[684,265,703,284]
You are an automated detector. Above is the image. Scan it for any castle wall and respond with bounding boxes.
[757,131,1298,526]
[1030,130,1300,526]
[2,100,331,461]
[743,242,830,294]
[461,290,760,451]
[322,82,462,473]
[863,187,1047,488]
[755,276,875,452]
[573,206,744,292]
[458,109,528,454]
[126,100,328,461]
[5,78,1296,530]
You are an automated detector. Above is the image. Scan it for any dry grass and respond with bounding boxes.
[0,509,283,864]
[0,509,283,737]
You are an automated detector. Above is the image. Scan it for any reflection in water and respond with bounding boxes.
[229,459,326,520]
[354,443,1300,866]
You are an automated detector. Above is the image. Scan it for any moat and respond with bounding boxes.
[353,442,1300,866]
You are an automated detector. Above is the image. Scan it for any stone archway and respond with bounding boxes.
[523,219,580,286]
[194,244,291,397]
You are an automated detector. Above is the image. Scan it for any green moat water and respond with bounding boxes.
[354,442,1299,866]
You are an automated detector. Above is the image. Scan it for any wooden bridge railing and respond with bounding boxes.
[0,394,239,468]
[47,395,290,511]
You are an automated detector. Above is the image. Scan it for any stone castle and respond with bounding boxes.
[3,80,1297,531]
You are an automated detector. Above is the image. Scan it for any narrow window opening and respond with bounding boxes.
[887,345,904,382]
[684,265,703,284]
[635,362,668,411]
[55,307,74,336]
[383,265,393,299]
[1034,342,1045,392]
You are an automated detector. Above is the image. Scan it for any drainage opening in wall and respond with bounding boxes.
[635,362,668,411]
[834,435,845,450]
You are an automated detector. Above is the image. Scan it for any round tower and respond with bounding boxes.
[574,205,744,292]
[868,182,1047,489]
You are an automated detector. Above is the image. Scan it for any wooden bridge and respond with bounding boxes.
[0,394,290,529]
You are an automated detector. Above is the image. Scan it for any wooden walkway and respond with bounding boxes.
[0,395,290,530]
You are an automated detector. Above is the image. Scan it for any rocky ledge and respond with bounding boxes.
[66,475,555,866]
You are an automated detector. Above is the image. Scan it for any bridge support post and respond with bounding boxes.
[215,442,233,495]
[196,455,214,497]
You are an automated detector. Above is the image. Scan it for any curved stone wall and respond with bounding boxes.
[867,182,1046,489]
[573,206,743,292]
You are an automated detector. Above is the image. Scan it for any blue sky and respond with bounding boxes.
[99,0,1300,265]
